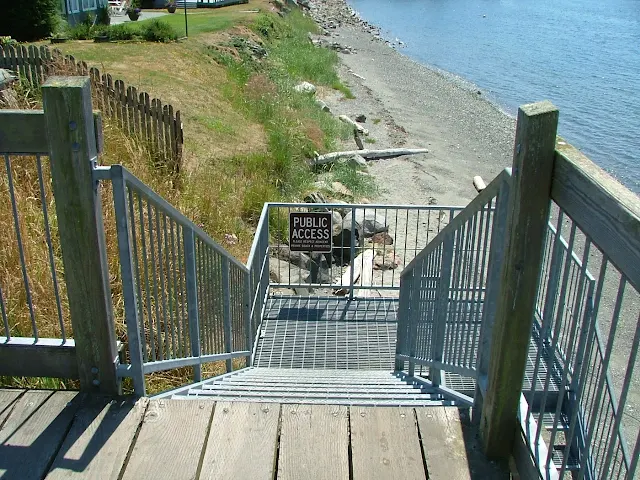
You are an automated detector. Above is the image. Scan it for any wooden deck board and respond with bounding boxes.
[278,404,349,480]
[121,399,213,480]
[0,389,509,480]
[417,407,471,479]
[417,408,510,479]
[199,402,279,480]
[45,397,148,480]
[0,391,80,480]
[0,389,24,423]
[350,406,426,480]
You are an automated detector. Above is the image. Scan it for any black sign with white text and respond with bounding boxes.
[289,212,333,253]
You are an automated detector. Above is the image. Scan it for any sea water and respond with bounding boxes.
[347,0,640,193]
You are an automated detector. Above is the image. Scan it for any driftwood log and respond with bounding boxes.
[333,249,375,295]
[313,148,429,166]
[338,115,369,135]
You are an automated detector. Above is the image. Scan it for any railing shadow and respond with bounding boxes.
[0,389,145,479]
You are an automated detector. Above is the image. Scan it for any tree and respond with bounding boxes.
[0,0,61,41]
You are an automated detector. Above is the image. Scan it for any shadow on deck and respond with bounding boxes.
[0,389,510,479]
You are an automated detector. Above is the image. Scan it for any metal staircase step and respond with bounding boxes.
[176,394,448,406]
[551,445,580,471]
[217,380,420,388]
[201,385,428,395]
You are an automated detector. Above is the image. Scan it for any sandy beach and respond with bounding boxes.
[309,0,517,206]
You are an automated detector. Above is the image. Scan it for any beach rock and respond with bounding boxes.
[355,114,367,123]
[315,99,331,112]
[332,215,362,264]
[331,210,343,236]
[309,251,331,283]
[370,231,393,245]
[331,181,354,197]
[272,245,313,270]
[269,258,310,286]
[304,191,328,205]
[355,210,388,236]
[374,252,402,270]
[294,81,317,94]
[329,199,351,217]
[224,233,238,245]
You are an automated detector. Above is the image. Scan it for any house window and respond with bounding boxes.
[83,0,97,10]
[68,0,80,13]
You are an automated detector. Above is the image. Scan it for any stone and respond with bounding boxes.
[304,191,328,206]
[0,69,17,90]
[331,210,343,236]
[268,258,311,294]
[309,252,331,284]
[332,215,362,264]
[354,210,388,237]
[331,181,353,197]
[294,81,317,94]
[374,252,402,270]
[370,232,393,245]
[272,245,312,270]
[355,114,367,123]
[223,233,238,245]
[315,99,331,112]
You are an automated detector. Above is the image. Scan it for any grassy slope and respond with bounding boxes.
[3,4,359,392]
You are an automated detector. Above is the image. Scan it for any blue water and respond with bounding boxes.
[347,0,640,193]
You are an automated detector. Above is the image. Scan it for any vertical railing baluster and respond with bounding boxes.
[431,231,454,386]
[183,227,201,382]
[111,166,145,396]
[36,154,65,340]
[5,154,38,339]
[222,257,232,372]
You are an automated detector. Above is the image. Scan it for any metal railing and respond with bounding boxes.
[106,165,251,395]
[521,203,640,479]
[393,169,512,390]
[1,152,74,369]
[262,203,463,295]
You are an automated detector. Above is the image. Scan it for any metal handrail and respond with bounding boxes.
[395,168,512,385]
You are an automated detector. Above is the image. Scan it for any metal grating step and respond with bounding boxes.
[174,395,450,407]
[201,385,430,395]
[551,445,581,472]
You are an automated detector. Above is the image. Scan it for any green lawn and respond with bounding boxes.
[136,9,243,37]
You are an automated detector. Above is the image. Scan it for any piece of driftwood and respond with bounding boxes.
[334,249,375,295]
[338,115,369,135]
[353,250,375,297]
[314,148,428,166]
[473,175,486,192]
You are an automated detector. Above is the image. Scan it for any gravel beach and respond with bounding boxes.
[309,0,517,206]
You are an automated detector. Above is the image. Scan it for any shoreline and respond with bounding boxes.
[307,0,517,206]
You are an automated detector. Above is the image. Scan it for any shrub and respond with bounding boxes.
[0,0,60,41]
[106,24,138,41]
[141,20,178,42]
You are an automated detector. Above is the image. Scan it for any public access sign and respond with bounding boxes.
[289,211,333,253]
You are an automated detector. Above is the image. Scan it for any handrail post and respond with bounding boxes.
[431,233,454,387]
[480,101,559,458]
[43,76,118,394]
[183,227,201,382]
[222,257,233,372]
[111,166,146,396]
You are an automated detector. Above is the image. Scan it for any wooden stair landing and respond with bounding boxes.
[0,389,509,479]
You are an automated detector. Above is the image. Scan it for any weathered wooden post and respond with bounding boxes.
[43,76,119,394]
[480,101,559,458]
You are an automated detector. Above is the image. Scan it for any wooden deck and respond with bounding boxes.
[0,389,509,479]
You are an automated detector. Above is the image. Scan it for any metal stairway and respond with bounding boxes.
[169,367,456,406]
